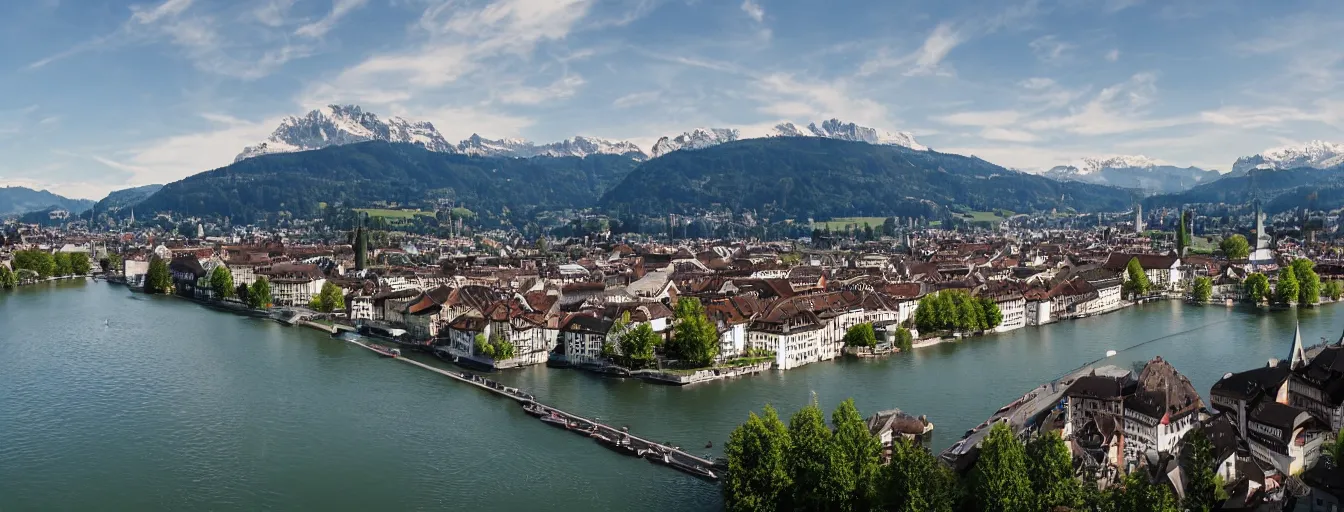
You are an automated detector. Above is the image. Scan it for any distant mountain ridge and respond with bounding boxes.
[603,137,1135,220]
[1041,155,1220,194]
[0,186,94,217]
[1231,140,1344,175]
[649,119,927,158]
[235,105,647,162]
[1146,165,1344,214]
[91,184,163,213]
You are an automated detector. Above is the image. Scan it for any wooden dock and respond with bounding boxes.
[347,339,721,480]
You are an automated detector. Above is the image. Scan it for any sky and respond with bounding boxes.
[3,0,1344,199]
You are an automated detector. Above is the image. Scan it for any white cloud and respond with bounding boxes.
[411,105,536,142]
[495,75,585,105]
[980,127,1038,142]
[253,0,296,27]
[296,0,368,38]
[907,23,962,76]
[91,113,281,188]
[933,110,1021,127]
[752,73,889,128]
[1105,49,1120,62]
[613,91,660,109]
[130,0,194,25]
[1028,35,1074,63]
[1026,72,1185,135]
[741,0,764,23]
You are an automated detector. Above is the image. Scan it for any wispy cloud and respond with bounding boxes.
[495,75,586,105]
[296,0,368,38]
[1105,49,1120,62]
[906,23,963,76]
[741,0,764,22]
[613,91,660,108]
[1028,35,1074,63]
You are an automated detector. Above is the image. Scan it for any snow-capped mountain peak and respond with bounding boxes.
[1232,140,1344,174]
[235,104,453,162]
[1042,154,1218,194]
[1063,155,1163,175]
[804,118,928,151]
[234,105,649,162]
[650,128,740,158]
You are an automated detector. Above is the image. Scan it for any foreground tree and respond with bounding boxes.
[247,276,272,309]
[1026,432,1080,510]
[883,438,959,512]
[968,422,1034,512]
[1123,257,1151,298]
[1292,258,1321,306]
[669,297,720,367]
[1109,472,1180,512]
[831,399,882,510]
[68,252,91,275]
[1220,234,1250,259]
[52,252,72,276]
[1327,280,1344,302]
[209,265,235,300]
[1277,266,1299,306]
[0,265,17,288]
[1191,276,1213,304]
[893,327,914,352]
[146,256,172,294]
[13,250,56,279]
[785,399,839,511]
[1183,428,1228,512]
[309,281,345,313]
[723,405,791,512]
[1244,272,1270,304]
[843,323,878,348]
[619,323,660,369]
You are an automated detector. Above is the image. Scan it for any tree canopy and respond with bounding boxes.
[669,297,720,367]
[1277,266,1299,306]
[843,323,878,348]
[914,290,1001,334]
[309,281,345,313]
[209,266,235,300]
[1191,276,1213,304]
[1244,273,1270,305]
[1291,258,1320,306]
[246,276,272,309]
[1219,234,1250,259]
[968,422,1034,512]
[1123,257,1151,298]
[146,257,172,294]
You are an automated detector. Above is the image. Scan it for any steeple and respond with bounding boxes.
[1290,323,1308,370]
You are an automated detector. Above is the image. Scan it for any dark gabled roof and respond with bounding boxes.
[168,256,206,277]
[1067,375,1132,400]
[1248,401,1311,435]
[1193,414,1240,464]
[1210,364,1289,402]
[1298,345,1344,405]
[1124,389,1168,422]
[1102,252,1179,271]
[561,314,612,335]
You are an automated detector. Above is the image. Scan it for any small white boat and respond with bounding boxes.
[1105,350,1118,357]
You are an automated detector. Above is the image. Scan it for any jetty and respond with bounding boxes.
[346,338,720,481]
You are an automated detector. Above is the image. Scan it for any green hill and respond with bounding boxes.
[0,186,94,217]
[600,137,1137,219]
[133,141,641,223]
[1144,166,1344,213]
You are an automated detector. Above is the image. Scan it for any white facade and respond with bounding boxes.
[271,277,325,307]
[993,296,1026,332]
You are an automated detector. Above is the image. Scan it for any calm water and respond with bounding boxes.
[2,281,1340,510]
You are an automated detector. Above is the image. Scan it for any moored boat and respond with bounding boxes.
[369,344,400,358]
[522,402,547,417]
[539,413,573,429]
[667,458,718,481]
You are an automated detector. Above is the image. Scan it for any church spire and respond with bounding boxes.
[1290,323,1308,370]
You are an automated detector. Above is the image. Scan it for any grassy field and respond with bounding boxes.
[815,217,888,230]
[962,210,1013,223]
[355,208,434,219]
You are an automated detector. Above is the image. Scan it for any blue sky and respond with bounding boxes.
[3,0,1343,199]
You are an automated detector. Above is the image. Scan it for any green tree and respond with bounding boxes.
[474,333,495,358]
[1123,257,1151,298]
[315,281,345,313]
[670,297,720,367]
[236,282,249,300]
[1191,276,1213,304]
[893,327,914,352]
[68,252,91,275]
[619,323,660,369]
[831,399,882,511]
[1326,428,1344,464]
[1277,266,1299,306]
[146,256,172,294]
[0,265,17,288]
[1292,258,1320,306]
[13,250,56,279]
[104,252,123,274]
[843,323,878,348]
[883,438,959,512]
[1220,234,1250,259]
[1327,280,1344,301]
[52,252,72,276]
[490,334,515,360]
[1177,210,1191,256]
[1244,272,1270,304]
[968,422,1033,512]
[1182,428,1229,512]
[247,276,272,308]
[785,399,841,511]
[1025,432,1080,510]
[978,297,1003,329]
[1108,472,1180,512]
[723,404,792,512]
[209,265,235,299]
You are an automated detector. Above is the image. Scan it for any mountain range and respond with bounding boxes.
[234,105,929,162]
[1041,155,1221,195]
[0,187,94,217]
[1230,140,1344,175]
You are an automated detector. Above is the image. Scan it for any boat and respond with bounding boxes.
[540,413,572,429]
[522,402,547,417]
[667,458,718,481]
[594,433,641,457]
[369,344,400,358]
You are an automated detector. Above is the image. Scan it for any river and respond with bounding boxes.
[2,281,1340,510]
